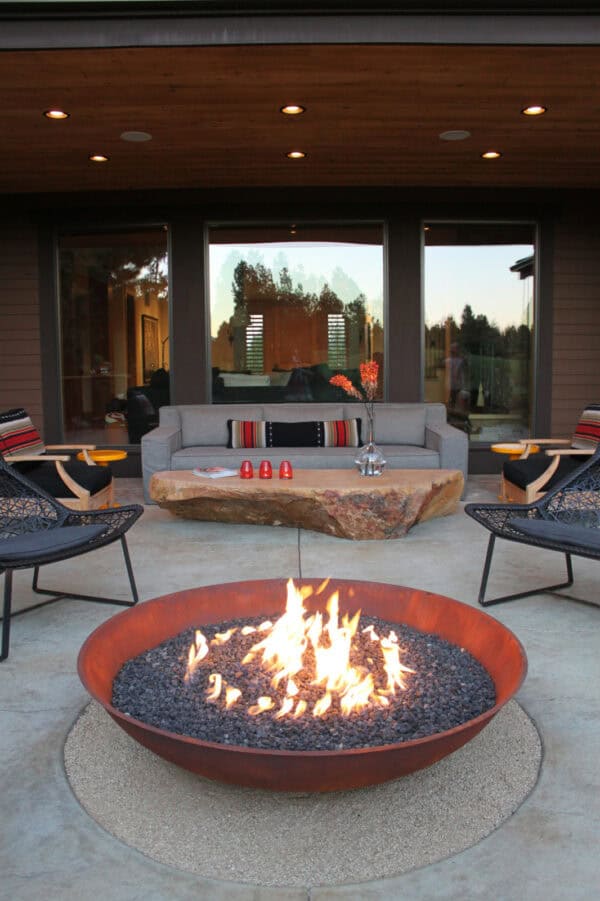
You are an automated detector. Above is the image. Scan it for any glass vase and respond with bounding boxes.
[355,413,386,477]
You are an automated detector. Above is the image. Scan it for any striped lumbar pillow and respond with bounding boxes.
[227,418,361,449]
[0,408,45,457]
[571,404,600,449]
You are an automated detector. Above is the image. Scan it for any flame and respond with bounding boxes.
[185,629,209,681]
[212,628,236,644]
[206,673,222,700]
[184,579,414,719]
[248,696,275,715]
[225,686,242,708]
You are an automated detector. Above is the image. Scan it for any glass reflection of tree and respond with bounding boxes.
[214,259,381,375]
[426,303,531,432]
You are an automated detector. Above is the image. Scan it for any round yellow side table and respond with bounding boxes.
[76,449,128,467]
[491,442,529,461]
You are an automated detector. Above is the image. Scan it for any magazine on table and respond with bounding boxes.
[192,466,238,479]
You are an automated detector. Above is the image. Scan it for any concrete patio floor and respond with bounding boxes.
[1,476,599,901]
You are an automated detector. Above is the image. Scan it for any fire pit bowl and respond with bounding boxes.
[78,579,527,792]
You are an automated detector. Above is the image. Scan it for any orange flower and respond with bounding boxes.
[330,362,379,403]
[359,361,379,387]
[359,361,379,400]
[329,373,362,400]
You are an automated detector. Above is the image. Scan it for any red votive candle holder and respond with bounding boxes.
[259,460,273,479]
[279,460,293,479]
[239,460,254,479]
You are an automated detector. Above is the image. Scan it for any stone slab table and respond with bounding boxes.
[149,468,464,540]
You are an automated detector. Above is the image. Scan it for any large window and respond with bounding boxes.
[424,223,535,443]
[208,224,384,403]
[58,228,169,445]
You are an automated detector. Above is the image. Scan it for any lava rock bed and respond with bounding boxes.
[112,614,496,752]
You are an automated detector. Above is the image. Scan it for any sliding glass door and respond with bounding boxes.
[424,222,535,443]
[58,228,169,445]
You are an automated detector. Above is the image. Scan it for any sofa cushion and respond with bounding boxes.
[13,459,113,499]
[181,405,263,446]
[503,455,582,491]
[367,405,426,446]
[262,403,344,423]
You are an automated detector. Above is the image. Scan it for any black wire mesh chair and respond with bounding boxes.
[0,455,143,661]
[465,445,600,607]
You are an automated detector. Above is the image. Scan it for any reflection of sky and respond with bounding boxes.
[425,245,534,330]
[209,242,384,337]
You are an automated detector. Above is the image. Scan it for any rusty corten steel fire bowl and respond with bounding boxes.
[78,579,527,792]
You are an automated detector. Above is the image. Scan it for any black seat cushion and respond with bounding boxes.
[0,524,106,562]
[503,455,582,492]
[512,518,600,552]
[12,459,112,499]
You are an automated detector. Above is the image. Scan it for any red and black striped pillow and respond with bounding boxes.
[227,418,362,449]
[0,408,45,457]
[571,404,600,450]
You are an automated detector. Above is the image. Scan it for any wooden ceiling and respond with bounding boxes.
[2,42,600,194]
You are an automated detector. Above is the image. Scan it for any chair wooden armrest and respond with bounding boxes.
[545,448,594,456]
[528,447,594,495]
[517,438,571,460]
[45,445,97,465]
[45,444,97,450]
[5,453,70,462]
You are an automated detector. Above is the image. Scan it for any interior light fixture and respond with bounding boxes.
[521,105,547,117]
[280,104,306,115]
[481,150,502,160]
[89,153,110,163]
[286,150,306,159]
[44,109,69,120]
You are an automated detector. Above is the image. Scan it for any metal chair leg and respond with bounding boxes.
[0,537,140,663]
[478,534,575,607]
[31,536,139,607]
[1,570,13,661]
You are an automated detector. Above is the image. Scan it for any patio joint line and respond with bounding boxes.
[297,528,302,579]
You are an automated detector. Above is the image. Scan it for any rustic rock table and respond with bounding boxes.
[149,468,464,540]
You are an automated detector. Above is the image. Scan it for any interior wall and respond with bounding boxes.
[551,209,600,436]
[0,224,43,428]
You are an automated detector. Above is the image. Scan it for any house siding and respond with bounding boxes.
[551,213,600,437]
[0,225,43,428]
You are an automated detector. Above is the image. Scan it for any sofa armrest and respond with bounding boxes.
[425,422,468,490]
[141,424,182,503]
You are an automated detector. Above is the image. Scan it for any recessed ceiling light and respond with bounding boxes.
[521,105,547,117]
[120,130,153,142]
[89,154,110,163]
[280,104,306,116]
[44,109,69,120]
[439,130,471,141]
[286,150,306,159]
[481,150,502,160]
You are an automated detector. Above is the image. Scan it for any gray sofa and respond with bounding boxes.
[141,402,468,502]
